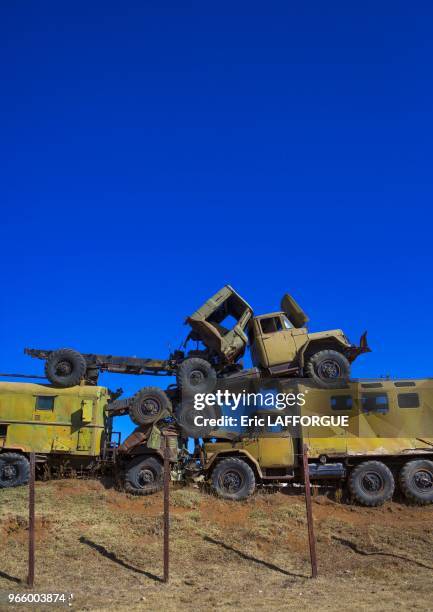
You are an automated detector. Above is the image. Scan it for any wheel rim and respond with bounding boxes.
[317,359,341,379]
[360,471,384,493]
[411,469,433,493]
[56,360,72,376]
[138,468,155,488]
[138,398,161,418]
[221,470,243,493]
[189,369,205,386]
[0,463,18,483]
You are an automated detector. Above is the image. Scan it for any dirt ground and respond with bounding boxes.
[0,479,432,611]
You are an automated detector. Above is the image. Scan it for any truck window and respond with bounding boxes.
[398,393,420,409]
[394,381,416,387]
[361,382,383,389]
[331,395,353,410]
[260,316,283,334]
[35,396,55,411]
[361,393,389,414]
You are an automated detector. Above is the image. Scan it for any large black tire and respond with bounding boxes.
[0,453,30,488]
[399,459,433,505]
[348,461,395,507]
[175,402,220,438]
[129,387,172,426]
[177,358,217,396]
[305,349,350,388]
[124,455,164,496]
[45,348,87,387]
[211,457,256,501]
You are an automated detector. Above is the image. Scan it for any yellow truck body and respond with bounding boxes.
[0,382,109,456]
[301,379,433,457]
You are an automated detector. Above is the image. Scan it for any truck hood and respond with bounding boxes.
[308,329,350,347]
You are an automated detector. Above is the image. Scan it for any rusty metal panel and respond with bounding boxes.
[0,382,107,457]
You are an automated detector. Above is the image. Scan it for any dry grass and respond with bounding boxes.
[1,480,433,611]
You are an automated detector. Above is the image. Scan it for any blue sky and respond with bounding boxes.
[2,2,432,439]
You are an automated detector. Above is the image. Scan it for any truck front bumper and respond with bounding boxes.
[346,331,371,363]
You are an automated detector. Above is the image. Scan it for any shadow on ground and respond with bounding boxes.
[332,536,433,570]
[0,569,21,584]
[79,536,163,582]
[203,535,306,578]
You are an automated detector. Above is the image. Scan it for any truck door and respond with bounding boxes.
[76,398,95,452]
[254,416,294,467]
[258,315,297,367]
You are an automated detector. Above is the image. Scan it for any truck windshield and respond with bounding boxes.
[260,317,283,334]
[281,315,293,330]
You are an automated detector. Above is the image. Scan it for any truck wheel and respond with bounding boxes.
[305,349,350,388]
[129,387,172,425]
[0,453,30,488]
[45,348,87,387]
[124,456,163,495]
[348,461,394,506]
[399,459,433,505]
[211,457,256,501]
[175,402,221,438]
[177,358,217,396]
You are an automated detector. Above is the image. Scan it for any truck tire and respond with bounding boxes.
[399,459,433,505]
[0,453,30,488]
[211,457,256,501]
[175,402,221,438]
[124,456,163,495]
[129,387,172,426]
[305,349,350,388]
[45,348,87,387]
[177,358,217,396]
[348,461,394,507]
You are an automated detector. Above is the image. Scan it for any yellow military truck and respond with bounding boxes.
[0,381,180,494]
[201,379,433,506]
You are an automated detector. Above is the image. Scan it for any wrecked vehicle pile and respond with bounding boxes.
[24,285,370,431]
[6,286,432,507]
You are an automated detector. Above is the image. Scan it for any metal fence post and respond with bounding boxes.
[28,452,35,588]
[163,435,170,583]
[302,443,318,578]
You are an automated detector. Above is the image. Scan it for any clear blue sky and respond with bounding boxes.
[2,2,432,439]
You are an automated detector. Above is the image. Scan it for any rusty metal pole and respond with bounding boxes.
[28,452,35,588]
[163,435,170,583]
[302,443,318,578]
